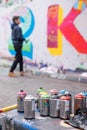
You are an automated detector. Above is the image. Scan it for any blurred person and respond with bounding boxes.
[9,16,25,77]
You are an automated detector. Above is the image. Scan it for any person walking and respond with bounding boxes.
[9,16,25,77]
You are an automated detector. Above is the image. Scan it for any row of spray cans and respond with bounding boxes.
[17,90,35,119]
[37,88,87,119]
[36,88,72,119]
[17,89,87,120]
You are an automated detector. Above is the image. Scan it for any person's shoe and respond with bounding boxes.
[8,72,17,77]
[20,72,24,76]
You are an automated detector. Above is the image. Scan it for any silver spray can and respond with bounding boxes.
[24,95,35,119]
[74,94,84,114]
[36,88,48,111]
[60,95,71,119]
[0,113,7,130]
[49,95,60,118]
[40,94,50,116]
[58,90,72,114]
[17,90,27,113]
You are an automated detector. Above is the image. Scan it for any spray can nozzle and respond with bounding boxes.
[20,90,23,92]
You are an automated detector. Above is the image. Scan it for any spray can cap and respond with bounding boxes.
[59,90,66,94]
[37,87,44,92]
[40,87,43,89]
[50,89,58,94]
[60,95,71,100]
[25,95,34,100]
[80,91,87,96]
[18,89,26,95]
[20,89,23,92]
[75,94,84,99]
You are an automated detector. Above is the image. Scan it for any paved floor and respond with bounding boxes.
[0,66,87,130]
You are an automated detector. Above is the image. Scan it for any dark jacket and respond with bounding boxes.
[11,23,25,47]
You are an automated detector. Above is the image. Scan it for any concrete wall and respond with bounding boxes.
[0,0,87,70]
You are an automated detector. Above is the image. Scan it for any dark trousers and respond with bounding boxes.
[10,46,23,72]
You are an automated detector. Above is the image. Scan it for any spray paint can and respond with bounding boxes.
[37,87,48,111]
[24,95,35,119]
[6,115,14,130]
[0,114,7,130]
[40,94,50,116]
[17,90,27,113]
[74,94,84,114]
[60,95,71,119]
[37,87,45,110]
[49,95,60,118]
[58,90,72,113]
[80,91,87,109]
[37,88,48,111]
[38,91,48,111]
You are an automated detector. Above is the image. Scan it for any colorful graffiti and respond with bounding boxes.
[48,0,87,56]
[8,39,33,59]
[8,6,35,59]
[60,0,87,54]
[0,0,28,6]
[47,5,63,56]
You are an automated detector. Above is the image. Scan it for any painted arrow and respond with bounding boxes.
[60,0,87,53]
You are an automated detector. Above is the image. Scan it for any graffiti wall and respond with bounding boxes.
[0,0,87,70]
[0,4,35,60]
[8,6,35,59]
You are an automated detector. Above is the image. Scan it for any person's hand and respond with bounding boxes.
[25,38,30,43]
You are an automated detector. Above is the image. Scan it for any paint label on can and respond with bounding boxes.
[56,99,60,110]
[43,99,49,106]
[17,96,24,102]
[32,100,35,111]
[17,96,25,112]
[65,100,69,111]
